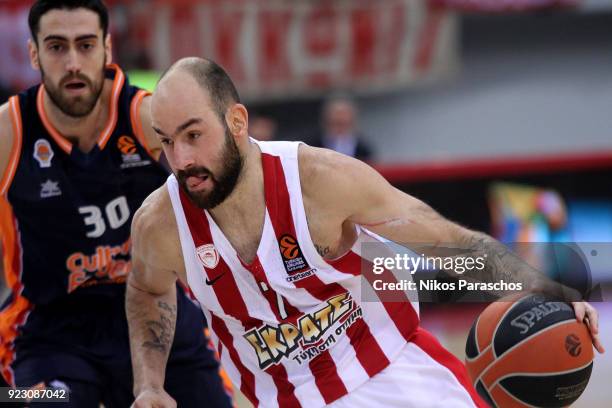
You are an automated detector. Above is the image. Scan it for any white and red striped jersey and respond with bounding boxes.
[166,141,485,408]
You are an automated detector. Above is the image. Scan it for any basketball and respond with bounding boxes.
[465,293,594,407]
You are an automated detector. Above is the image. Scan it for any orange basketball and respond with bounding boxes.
[465,293,594,407]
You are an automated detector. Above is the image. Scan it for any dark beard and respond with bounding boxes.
[176,129,243,209]
[41,66,104,118]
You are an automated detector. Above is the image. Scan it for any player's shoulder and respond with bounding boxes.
[299,144,344,179]
[0,101,10,119]
[132,183,176,247]
[131,182,186,269]
[0,101,13,137]
[298,143,371,194]
[136,94,153,135]
[134,93,163,160]
[0,101,17,193]
[137,92,152,116]
[297,143,394,218]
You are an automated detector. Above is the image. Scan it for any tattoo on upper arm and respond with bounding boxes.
[142,301,177,353]
[315,244,331,258]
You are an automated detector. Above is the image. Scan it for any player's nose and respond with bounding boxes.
[174,141,196,170]
[65,48,82,73]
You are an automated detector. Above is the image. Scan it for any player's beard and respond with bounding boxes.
[40,64,105,118]
[176,127,244,210]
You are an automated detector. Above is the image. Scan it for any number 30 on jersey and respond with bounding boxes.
[78,196,130,238]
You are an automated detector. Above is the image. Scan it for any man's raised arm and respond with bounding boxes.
[300,146,604,353]
[126,188,182,407]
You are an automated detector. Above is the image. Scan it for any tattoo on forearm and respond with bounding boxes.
[463,233,534,285]
[315,244,331,258]
[452,231,582,300]
[142,301,177,354]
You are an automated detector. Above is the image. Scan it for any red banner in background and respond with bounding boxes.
[0,0,457,99]
[0,5,39,90]
[111,0,459,101]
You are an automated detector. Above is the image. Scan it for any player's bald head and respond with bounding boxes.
[157,57,240,124]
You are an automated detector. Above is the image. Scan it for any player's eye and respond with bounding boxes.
[188,132,201,140]
[48,43,64,53]
[80,42,95,51]
[160,138,173,146]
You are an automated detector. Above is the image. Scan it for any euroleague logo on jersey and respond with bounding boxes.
[278,234,316,282]
[279,234,307,272]
[117,135,138,155]
[34,139,54,168]
[279,235,300,260]
[117,135,151,169]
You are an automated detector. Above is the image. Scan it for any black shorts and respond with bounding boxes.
[8,285,232,408]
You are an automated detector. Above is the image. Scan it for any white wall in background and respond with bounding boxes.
[359,45,612,162]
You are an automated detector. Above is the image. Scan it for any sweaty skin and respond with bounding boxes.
[126,61,604,407]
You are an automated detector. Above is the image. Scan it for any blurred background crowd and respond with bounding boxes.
[1,0,612,406]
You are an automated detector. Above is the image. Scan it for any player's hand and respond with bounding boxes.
[571,301,605,354]
[132,388,176,408]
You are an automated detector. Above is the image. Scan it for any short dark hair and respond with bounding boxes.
[29,0,109,43]
[162,57,241,124]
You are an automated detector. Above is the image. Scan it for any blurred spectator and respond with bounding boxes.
[249,115,278,141]
[0,6,38,91]
[311,95,373,161]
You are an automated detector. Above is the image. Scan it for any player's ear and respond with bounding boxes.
[104,33,113,65]
[226,104,248,137]
[28,39,40,71]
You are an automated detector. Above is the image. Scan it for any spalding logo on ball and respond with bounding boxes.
[465,293,594,407]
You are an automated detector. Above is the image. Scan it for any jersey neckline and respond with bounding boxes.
[36,64,125,155]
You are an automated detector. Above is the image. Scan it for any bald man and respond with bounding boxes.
[126,57,603,408]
